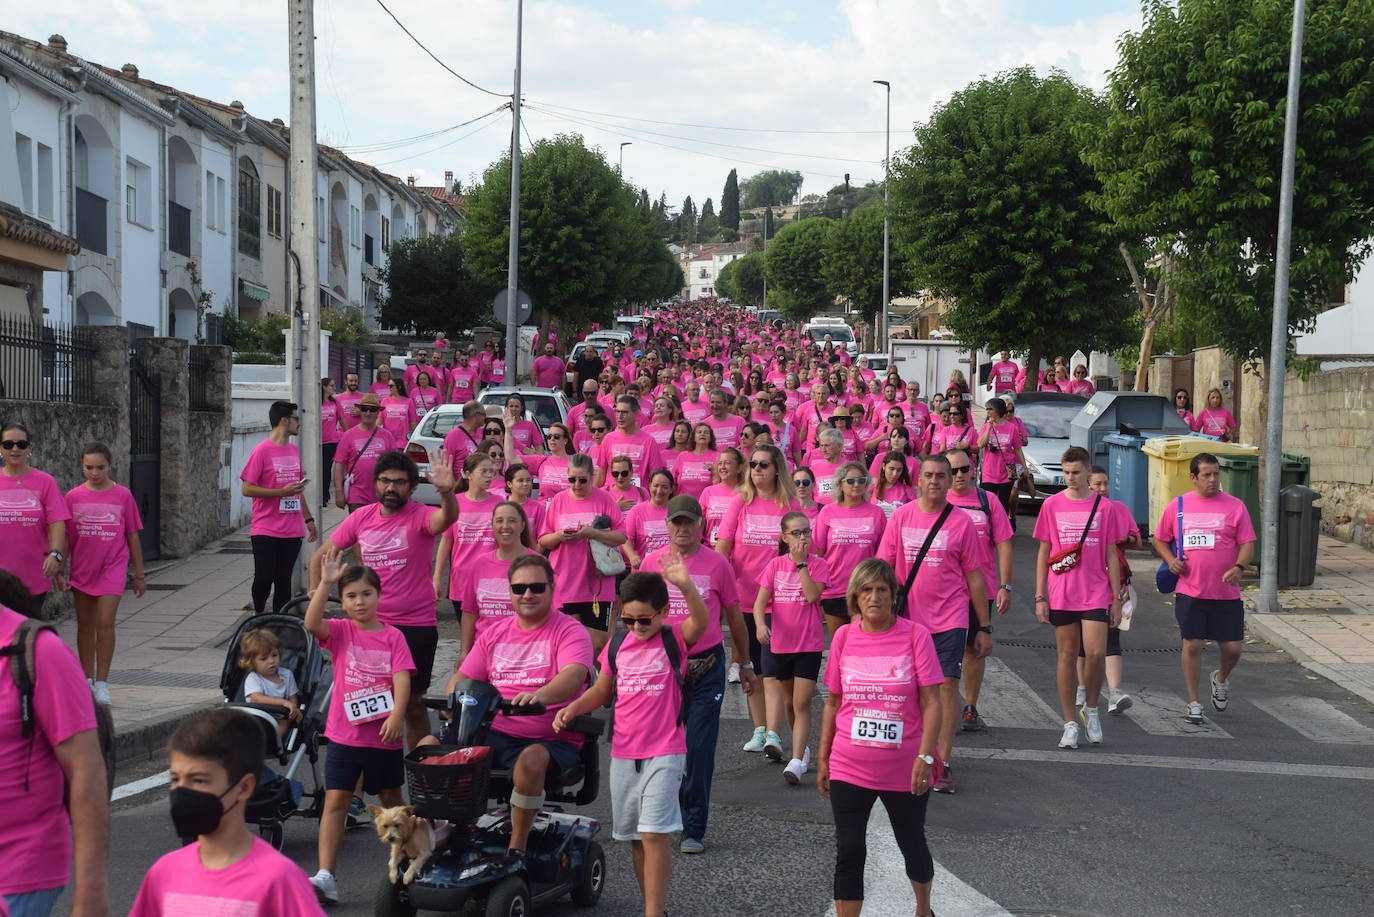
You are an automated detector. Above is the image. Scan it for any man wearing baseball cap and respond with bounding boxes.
[640,495,757,855]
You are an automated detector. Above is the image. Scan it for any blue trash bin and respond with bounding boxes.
[1103,432,1149,537]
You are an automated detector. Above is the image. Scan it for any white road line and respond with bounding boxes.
[1251,695,1374,745]
[821,802,1011,917]
[112,769,170,801]
[976,658,1062,731]
[1119,687,1232,738]
[957,746,1374,781]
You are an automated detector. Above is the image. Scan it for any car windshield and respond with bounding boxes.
[424,411,464,438]
[480,393,562,430]
[1016,401,1082,439]
[809,326,854,343]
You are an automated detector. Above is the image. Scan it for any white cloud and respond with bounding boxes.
[5,0,1142,204]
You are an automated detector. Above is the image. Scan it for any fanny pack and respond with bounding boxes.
[686,647,721,685]
[1049,493,1101,575]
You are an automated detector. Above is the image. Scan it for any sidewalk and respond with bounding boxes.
[1246,535,1374,706]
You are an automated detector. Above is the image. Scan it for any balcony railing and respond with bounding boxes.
[169,202,191,257]
[75,187,107,255]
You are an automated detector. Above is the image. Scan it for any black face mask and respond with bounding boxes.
[169,784,241,838]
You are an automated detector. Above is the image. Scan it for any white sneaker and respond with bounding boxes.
[742,726,767,753]
[801,746,812,770]
[1081,706,1103,745]
[727,662,741,683]
[1107,690,1133,715]
[763,730,784,761]
[1184,701,1205,725]
[1074,684,1086,709]
[93,681,111,706]
[1210,670,1229,712]
[310,869,338,905]
[1058,721,1080,749]
[783,756,807,785]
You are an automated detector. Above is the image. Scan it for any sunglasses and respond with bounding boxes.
[793,478,814,487]
[568,476,590,484]
[749,460,773,469]
[841,476,868,486]
[358,406,380,413]
[548,432,566,440]
[485,429,503,436]
[590,427,609,434]
[611,470,631,478]
[949,465,972,474]
[510,582,549,595]
[620,615,658,628]
[1,440,31,450]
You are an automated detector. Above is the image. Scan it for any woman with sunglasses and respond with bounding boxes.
[604,455,648,512]
[434,452,500,629]
[574,408,612,456]
[623,469,676,570]
[671,423,718,500]
[791,466,822,525]
[503,463,545,537]
[1066,364,1096,397]
[815,463,888,640]
[934,403,978,460]
[818,558,944,917]
[976,398,1028,517]
[530,422,576,504]
[1172,388,1196,428]
[717,446,799,755]
[455,501,540,660]
[663,420,694,468]
[379,377,418,440]
[867,406,906,456]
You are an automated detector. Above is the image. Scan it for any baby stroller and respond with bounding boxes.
[217,594,331,849]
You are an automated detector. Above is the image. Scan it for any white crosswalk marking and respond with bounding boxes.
[1251,696,1374,745]
[821,802,1011,917]
[1119,687,1232,738]
[976,657,1063,731]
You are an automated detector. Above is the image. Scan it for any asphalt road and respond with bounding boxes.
[87,531,1374,916]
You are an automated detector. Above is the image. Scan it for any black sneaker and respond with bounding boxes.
[961,704,984,732]
[345,796,370,830]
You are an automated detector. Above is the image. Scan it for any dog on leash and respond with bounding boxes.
[367,804,452,885]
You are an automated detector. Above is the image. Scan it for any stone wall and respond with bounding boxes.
[1280,365,1374,550]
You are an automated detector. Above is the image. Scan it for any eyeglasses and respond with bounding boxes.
[749,460,772,469]
[1075,371,1087,377]
[949,465,972,474]
[1,440,31,450]
[841,476,868,486]
[548,432,566,440]
[568,476,590,484]
[785,528,812,537]
[611,469,631,478]
[378,476,410,488]
[510,582,549,595]
[620,615,658,628]
[358,406,380,413]
[793,478,813,487]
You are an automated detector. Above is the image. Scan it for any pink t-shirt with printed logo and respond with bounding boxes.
[320,618,414,749]
[442,494,499,600]
[129,836,324,917]
[991,361,1020,393]
[947,487,1014,597]
[240,440,307,539]
[329,500,441,626]
[759,553,830,653]
[64,483,142,596]
[532,355,566,388]
[977,422,1019,484]
[706,414,747,450]
[877,501,982,633]
[460,610,593,745]
[334,425,397,505]
[380,396,417,440]
[671,450,718,498]
[1032,492,1129,610]
[0,468,71,595]
[599,626,688,759]
[809,459,846,504]
[335,390,365,429]
[814,501,888,600]
[321,398,344,444]
[624,502,670,563]
[699,484,738,546]
[540,488,624,604]
[537,455,573,503]
[597,429,663,487]
[1154,491,1256,600]
[460,550,543,631]
[643,423,676,448]
[640,546,740,654]
[823,618,945,792]
[1194,407,1237,439]
[719,495,802,608]
[448,367,482,402]
[681,399,711,424]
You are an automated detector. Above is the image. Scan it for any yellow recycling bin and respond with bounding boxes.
[1141,436,1259,531]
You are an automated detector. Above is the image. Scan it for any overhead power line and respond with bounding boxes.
[527,99,886,135]
[370,108,509,166]
[374,0,510,98]
[338,104,512,154]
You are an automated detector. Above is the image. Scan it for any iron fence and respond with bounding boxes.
[328,340,374,391]
[188,347,220,412]
[0,316,98,404]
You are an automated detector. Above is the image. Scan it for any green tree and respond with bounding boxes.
[764,217,835,320]
[822,205,902,326]
[741,169,805,208]
[734,252,767,305]
[378,233,485,335]
[698,197,720,241]
[1083,0,1374,370]
[676,195,698,244]
[890,67,1134,376]
[720,168,741,237]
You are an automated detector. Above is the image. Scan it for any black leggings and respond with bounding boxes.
[250,535,303,613]
[831,779,933,901]
[321,442,339,502]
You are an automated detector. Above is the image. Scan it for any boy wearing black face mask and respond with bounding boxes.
[129,708,324,915]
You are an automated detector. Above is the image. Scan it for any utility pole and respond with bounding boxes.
[874,80,891,355]
[288,0,320,586]
[619,141,632,174]
[503,0,524,380]
[1257,0,1307,614]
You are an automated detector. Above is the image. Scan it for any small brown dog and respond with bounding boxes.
[367,804,451,885]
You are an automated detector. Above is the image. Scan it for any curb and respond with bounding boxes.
[1245,615,1374,708]
[113,700,223,768]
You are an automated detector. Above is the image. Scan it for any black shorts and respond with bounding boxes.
[487,729,581,775]
[1049,609,1109,627]
[821,596,850,620]
[760,647,822,681]
[563,601,610,632]
[742,614,764,672]
[930,629,966,679]
[1078,620,1123,657]
[1175,594,1245,643]
[965,601,994,648]
[393,624,439,697]
[324,740,404,794]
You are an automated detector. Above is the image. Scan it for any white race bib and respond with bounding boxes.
[631,475,642,488]
[1183,530,1216,550]
[279,496,302,513]
[344,685,395,724]
[850,711,903,748]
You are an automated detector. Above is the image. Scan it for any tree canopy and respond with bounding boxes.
[741,169,805,208]
[378,232,485,336]
[720,169,741,238]
[764,217,835,320]
[717,251,766,306]
[822,204,904,326]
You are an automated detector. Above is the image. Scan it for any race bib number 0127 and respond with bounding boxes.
[344,685,395,724]
[850,710,903,748]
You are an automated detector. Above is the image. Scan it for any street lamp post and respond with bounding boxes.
[503,0,523,377]
[874,80,891,355]
[619,141,632,174]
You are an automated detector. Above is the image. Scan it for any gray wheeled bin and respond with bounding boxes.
[1102,432,1149,537]
[1070,392,1193,466]
[1278,485,1322,587]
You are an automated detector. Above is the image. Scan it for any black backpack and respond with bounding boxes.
[2,619,116,798]
[605,625,687,727]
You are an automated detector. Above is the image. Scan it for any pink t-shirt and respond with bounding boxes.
[624,502,670,563]
[532,355,566,388]
[758,553,830,653]
[380,396,417,440]
[990,361,1020,393]
[0,468,71,595]
[874,482,917,517]
[335,390,365,429]
[1194,407,1236,439]
[536,455,573,503]
[876,501,982,633]
[719,495,802,608]
[329,501,440,626]
[540,488,624,603]
[460,611,593,745]
[681,399,711,424]
[809,459,846,504]
[814,501,888,600]
[1032,492,1129,610]
[643,423,676,448]
[460,550,543,631]
[706,415,747,450]
[977,422,1020,484]
[507,419,542,454]
[822,618,945,792]
[947,487,1014,597]
[334,425,397,505]
[64,483,142,596]
[1066,378,1096,397]
[699,484,738,546]
[934,424,977,454]
[1154,491,1256,600]
[596,429,664,487]
[0,608,96,896]
[411,387,442,416]
[671,450,718,498]
[599,625,688,759]
[441,423,485,472]
[129,836,324,916]
[321,398,344,444]
[448,367,482,402]
[441,494,499,600]
[240,440,307,539]
[320,618,414,749]
[640,546,740,654]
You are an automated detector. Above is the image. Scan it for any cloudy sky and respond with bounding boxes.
[8,0,1145,206]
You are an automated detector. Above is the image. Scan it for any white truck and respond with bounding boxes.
[888,339,976,398]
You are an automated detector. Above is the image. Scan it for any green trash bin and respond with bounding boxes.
[1281,452,1311,489]
[1217,454,1263,563]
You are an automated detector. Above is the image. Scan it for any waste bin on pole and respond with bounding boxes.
[1103,432,1149,537]
[1279,484,1322,587]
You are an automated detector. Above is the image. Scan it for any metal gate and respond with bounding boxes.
[129,352,162,561]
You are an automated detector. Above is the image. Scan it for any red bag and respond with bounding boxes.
[423,745,491,767]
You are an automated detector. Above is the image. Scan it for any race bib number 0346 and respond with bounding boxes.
[850,711,903,748]
[344,685,395,724]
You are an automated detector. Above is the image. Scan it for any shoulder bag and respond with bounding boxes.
[892,503,954,618]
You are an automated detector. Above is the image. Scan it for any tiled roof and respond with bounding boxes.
[0,202,80,255]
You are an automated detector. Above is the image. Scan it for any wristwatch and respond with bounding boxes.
[917,753,935,765]
[45,550,63,562]
[795,561,808,570]
[999,583,1012,592]
[975,624,993,634]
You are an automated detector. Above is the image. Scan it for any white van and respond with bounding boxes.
[803,317,858,355]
